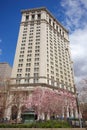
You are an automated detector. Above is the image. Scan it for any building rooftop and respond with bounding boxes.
[21,7,69,33]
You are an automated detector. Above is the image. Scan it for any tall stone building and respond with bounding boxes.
[5,7,78,121]
[11,7,75,92]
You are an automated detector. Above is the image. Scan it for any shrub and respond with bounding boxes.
[0,120,71,128]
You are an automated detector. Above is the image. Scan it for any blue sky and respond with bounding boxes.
[0,0,87,84]
[0,0,62,66]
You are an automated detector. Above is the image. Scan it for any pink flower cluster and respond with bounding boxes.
[24,87,76,117]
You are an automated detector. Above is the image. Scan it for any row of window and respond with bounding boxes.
[16,75,73,87]
[26,14,41,21]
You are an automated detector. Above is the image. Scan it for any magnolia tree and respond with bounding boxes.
[5,90,27,121]
[0,79,9,119]
[0,93,7,118]
[24,87,76,120]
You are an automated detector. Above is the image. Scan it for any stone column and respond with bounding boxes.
[75,108,78,118]
[67,106,69,118]
[17,104,21,121]
[71,107,74,118]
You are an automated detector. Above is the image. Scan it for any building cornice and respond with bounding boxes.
[21,7,69,33]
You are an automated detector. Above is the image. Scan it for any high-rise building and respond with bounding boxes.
[11,7,75,93]
[4,7,79,121]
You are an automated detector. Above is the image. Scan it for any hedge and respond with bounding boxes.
[0,120,71,128]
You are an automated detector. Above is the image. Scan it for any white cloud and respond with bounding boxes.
[70,26,87,84]
[59,0,87,86]
[61,0,87,31]
[70,26,87,60]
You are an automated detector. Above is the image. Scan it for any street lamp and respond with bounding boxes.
[76,92,82,128]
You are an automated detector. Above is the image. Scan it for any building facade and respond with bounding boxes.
[0,62,12,119]
[11,7,75,93]
[4,7,78,121]
[0,62,12,81]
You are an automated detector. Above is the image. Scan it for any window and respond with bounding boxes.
[17,74,21,77]
[38,14,41,19]
[60,29,61,34]
[61,75,63,78]
[32,15,35,20]
[25,79,29,83]
[27,54,32,57]
[16,79,20,84]
[35,50,39,53]
[21,47,25,50]
[24,26,27,29]
[49,18,51,24]
[26,63,31,66]
[18,64,23,67]
[34,73,39,77]
[56,25,58,30]
[63,32,64,36]
[19,55,24,58]
[35,58,39,61]
[34,62,39,66]
[25,73,30,77]
[27,50,32,53]
[23,34,27,36]
[26,68,30,72]
[22,40,26,42]
[34,68,39,72]
[23,31,27,33]
[19,59,23,62]
[53,22,55,27]
[51,77,54,85]
[21,44,25,46]
[35,53,39,57]
[17,69,22,72]
[34,78,38,83]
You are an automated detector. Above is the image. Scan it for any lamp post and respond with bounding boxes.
[76,92,82,128]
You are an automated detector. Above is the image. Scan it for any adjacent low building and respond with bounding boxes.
[0,62,12,119]
[0,62,12,81]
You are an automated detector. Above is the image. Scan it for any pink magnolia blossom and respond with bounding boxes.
[23,87,77,118]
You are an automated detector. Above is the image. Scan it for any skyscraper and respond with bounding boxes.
[4,7,79,121]
[11,7,75,92]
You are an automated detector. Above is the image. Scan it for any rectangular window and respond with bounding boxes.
[25,79,29,83]
[34,78,38,83]
[32,15,35,20]
[25,73,30,77]
[34,73,39,77]
[26,68,30,72]
[16,79,20,84]
[17,74,21,77]
[38,14,41,19]
[49,18,51,24]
